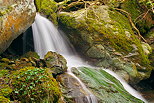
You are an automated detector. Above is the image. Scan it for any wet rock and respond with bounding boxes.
[72,67,144,103]
[58,5,152,84]
[0,0,36,54]
[58,73,92,103]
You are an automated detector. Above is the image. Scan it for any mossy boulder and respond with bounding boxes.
[34,0,58,25]
[10,67,62,103]
[0,0,36,54]
[0,51,67,102]
[44,51,67,76]
[0,70,12,102]
[72,67,144,103]
[58,5,152,84]
[0,51,67,75]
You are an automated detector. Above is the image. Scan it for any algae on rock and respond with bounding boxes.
[72,67,144,103]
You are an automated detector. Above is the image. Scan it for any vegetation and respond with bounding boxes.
[11,67,61,103]
[0,51,64,103]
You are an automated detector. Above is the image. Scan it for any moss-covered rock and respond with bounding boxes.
[44,51,67,75]
[34,0,58,25]
[0,0,36,54]
[72,67,144,103]
[0,51,67,103]
[58,5,152,83]
[10,67,62,103]
[22,51,40,59]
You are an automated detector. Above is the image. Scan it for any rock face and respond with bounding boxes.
[58,5,152,84]
[0,0,36,54]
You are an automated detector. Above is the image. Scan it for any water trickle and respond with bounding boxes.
[32,13,147,103]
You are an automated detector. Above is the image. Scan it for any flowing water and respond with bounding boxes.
[32,13,147,103]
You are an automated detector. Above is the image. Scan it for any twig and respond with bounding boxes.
[114,8,147,42]
[135,9,150,23]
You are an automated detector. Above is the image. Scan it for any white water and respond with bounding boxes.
[32,13,147,103]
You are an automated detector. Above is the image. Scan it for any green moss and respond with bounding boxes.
[84,6,150,68]
[122,0,153,34]
[22,51,40,59]
[0,6,13,16]
[34,0,58,25]
[0,96,10,103]
[59,13,77,28]
[0,70,12,102]
[11,67,62,103]
[108,9,150,68]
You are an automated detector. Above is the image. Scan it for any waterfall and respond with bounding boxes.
[32,13,147,103]
[32,13,97,103]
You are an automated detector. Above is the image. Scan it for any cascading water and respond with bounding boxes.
[32,13,97,103]
[32,13,147,103]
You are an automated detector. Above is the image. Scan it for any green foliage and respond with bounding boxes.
[11,67,61,103]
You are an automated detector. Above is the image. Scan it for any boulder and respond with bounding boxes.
[0,0,36,54]
[58,5,152,84]
[10,67,62,103]
[44,51,67,75]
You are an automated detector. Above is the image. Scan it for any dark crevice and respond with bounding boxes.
[1,26,34,58]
